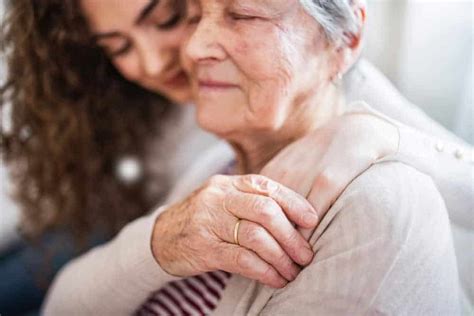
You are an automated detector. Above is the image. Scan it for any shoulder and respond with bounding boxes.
[309,161,455,277]
[310,161,453,258]
[265,162,459,315]
[329,162,449,243]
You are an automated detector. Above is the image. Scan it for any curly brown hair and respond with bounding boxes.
[0,0,174,243]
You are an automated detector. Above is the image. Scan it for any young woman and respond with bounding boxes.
[0,0,472,314]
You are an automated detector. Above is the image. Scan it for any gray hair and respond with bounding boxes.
[299,0,363,46]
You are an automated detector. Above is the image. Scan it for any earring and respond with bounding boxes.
[332,72,343,85]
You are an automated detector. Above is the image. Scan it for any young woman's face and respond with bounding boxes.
[81,0,192,104]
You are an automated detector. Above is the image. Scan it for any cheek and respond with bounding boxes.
[232,28,299,130]
[112,54,142,82]
[232,25,295,83]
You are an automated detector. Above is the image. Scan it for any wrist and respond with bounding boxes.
[150,205,174,272]
[150,201,191,277]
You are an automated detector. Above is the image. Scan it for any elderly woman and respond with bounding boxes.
[163,0,460,313]
[3,0,472,314]
[40,0,472,315]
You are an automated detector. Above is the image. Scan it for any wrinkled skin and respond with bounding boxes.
[81,0,399,288]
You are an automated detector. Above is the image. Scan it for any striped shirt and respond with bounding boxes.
[136,271,232,316]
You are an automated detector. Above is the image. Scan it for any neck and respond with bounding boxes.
[232,85,345,174]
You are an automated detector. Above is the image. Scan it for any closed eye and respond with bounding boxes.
[108,42,133,58]
[156,12,183,30]
[93,33,133,59]
[229,12,259,21]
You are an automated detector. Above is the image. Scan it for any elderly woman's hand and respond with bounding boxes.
[151,174,318,288]
[261,111,399,223]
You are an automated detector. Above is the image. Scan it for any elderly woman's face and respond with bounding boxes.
[183,0,340,137]
[81,0,192,104]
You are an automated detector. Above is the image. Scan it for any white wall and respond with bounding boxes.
[365,0,473,143]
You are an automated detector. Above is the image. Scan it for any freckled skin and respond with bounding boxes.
[183,0,346,171]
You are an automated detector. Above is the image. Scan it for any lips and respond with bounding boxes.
[198,79,239,90]
[163,71,189,87]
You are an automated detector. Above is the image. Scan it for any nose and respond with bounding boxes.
[185,18,226,64]
[136,38,168,77]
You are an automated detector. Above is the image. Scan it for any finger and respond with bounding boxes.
[216,242,288,289]
[307,156,371,217]
[225,191,314,266]
[261,138,322,197]
[233,174,319,228]
[237,220,301,281]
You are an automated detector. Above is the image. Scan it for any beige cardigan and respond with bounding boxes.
[164,139,460,315]
[43,61,473,315]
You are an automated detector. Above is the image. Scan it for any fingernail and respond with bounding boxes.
[277,278,288,288]
[308,203,319,218]
[290,264,302,280]
[300,246,314,264]
[303,212,319,225]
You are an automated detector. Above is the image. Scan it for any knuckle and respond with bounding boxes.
[265,179,281,195]
[276,252,292,268]
[235,250,252,271]
[284,230,302,248]
[207,245,226,269]
[208,174,227,186]
[239,174,257,187]
[245,224,267,246]
[260,265,277,284]
[198,186,215,202]
[251,175,280,194]
[253,198,278,221]
[243,174,264,187]
[242,174,257,183]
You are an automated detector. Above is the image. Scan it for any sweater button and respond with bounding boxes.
[435,142,445,152]
[454,149,464,160]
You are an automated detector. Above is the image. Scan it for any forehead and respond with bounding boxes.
[198,0,298,11]
[80,0,152,33]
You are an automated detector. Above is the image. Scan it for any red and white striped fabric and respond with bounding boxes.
[136,270,232,316]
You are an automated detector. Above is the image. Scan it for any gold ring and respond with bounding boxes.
[233,219,242,246]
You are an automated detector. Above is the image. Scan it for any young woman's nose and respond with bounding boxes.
[136,38,168,77]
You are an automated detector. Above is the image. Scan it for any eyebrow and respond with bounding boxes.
[135,0,160,25]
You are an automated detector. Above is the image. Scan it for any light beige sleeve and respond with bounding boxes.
[349,101,474,230]
[260,163,460,315]
[381,124,474,230]
[42,142,235,316]
[42,206,179,316]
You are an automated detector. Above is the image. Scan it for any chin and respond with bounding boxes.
[154,87,193,105]
[196,108,234,137]
[168,91,193,104]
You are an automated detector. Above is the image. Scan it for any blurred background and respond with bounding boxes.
[0,0,472,314]
[365,0,473,144]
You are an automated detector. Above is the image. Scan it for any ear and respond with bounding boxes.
[334,2,367,77]
[348,4,366,50]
